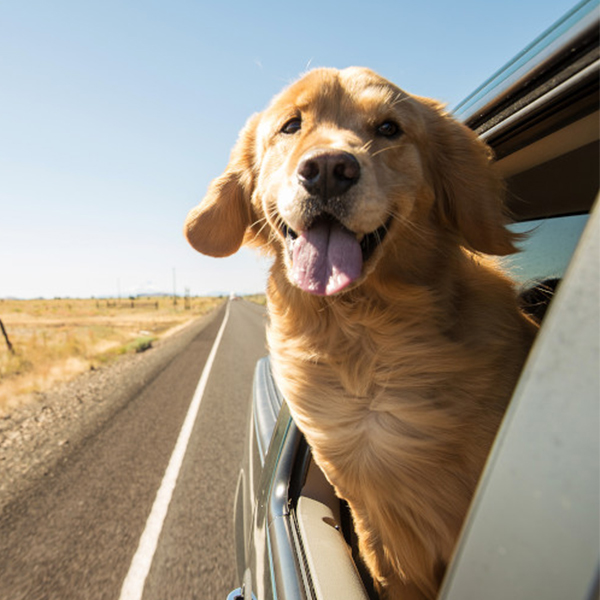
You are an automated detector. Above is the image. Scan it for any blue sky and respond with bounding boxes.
[0,0,580,298]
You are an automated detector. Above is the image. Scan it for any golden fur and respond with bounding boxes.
[185,67,537,599]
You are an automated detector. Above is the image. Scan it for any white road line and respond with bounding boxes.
[119,302,231,600]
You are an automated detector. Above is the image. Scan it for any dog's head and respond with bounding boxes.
[185,67,517,296]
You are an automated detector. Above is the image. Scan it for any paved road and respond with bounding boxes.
[0,300,267,600]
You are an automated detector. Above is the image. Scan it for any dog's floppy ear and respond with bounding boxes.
[184,113,260,257]
[423,100,518,256]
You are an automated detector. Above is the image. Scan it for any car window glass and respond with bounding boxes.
[505,213,589,285]
[453,0,598,120]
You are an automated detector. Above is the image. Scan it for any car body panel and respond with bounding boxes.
[439,197,599,600]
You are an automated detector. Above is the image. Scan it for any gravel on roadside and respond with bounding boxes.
[0,306,223,514]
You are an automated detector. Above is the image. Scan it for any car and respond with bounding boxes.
[227,1,599,598]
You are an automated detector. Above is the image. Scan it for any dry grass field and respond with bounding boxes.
[243,294,267,306]
[0,296,223,414]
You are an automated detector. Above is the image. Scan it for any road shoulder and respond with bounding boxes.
[0,303,226,514]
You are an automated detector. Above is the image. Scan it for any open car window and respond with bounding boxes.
[507,213,589,284]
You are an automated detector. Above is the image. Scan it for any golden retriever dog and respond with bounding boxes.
[184,67,537,599]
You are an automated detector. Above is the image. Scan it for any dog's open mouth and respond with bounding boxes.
[282,216,389,296]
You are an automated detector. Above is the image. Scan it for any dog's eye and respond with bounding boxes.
[376,120,402,138]
[281,117,302,135]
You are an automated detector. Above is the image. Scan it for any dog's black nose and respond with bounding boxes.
[297,149,360,200]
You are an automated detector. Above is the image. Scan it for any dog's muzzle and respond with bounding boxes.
[281,149,389,297]
[297,148,361,205]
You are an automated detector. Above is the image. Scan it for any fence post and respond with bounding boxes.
[0,318,14,354]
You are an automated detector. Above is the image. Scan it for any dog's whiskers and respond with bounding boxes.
[247,208,287,246]
[371,144,406,158]
[390,93,410,109]
[386,210,431,245]
[249,214,268,229]
[246,214,272,245]
[360,139,375,154]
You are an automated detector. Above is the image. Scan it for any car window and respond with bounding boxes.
[454,0,598,129]
[506,213,589,285]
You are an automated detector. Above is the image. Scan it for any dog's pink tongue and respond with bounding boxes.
[291,220,362,296]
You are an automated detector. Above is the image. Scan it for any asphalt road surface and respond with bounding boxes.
[0,299,267,600]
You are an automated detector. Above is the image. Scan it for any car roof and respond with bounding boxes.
[454,0,599,222]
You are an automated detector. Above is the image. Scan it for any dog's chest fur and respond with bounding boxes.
[265,265,534,596]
